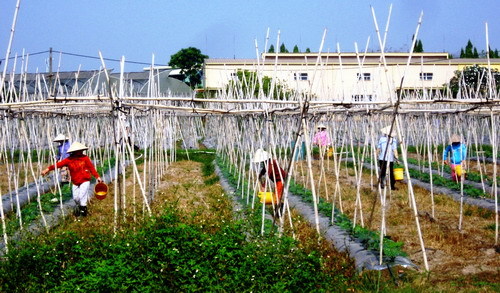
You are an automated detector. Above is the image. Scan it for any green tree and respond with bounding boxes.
[461,40,478,58]
[227,70,295,100]
[447,65,500,98]
[168,47,208,89]
[488,47,499,58]
[293,45,300,53]
[279,43,289,53]
[305,48,311,53]
[413,39,424,52]
[268,44,275,53]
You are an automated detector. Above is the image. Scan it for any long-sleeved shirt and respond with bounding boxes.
[48,155,100,186]
[377,136,398,162]
[313,130,331,146]
[443,143,467,164]
[259,159,287,183]
[56,141,71,161]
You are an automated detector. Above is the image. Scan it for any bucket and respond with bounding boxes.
[94,182,108,200]
[393,168,404,181]
[454,165,463,177]
[257,191,274,204]
[327,147,333,158]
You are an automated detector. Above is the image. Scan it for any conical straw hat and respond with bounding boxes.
[67,142,88,153]
[380,126,394,136]
[253,149,270,163]
[53,134,69,142]
[450,134,461,143]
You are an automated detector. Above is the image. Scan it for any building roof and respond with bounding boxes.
[205,53,500,67]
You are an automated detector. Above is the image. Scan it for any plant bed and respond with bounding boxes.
[292,158,499,292]
[0,151,396,292]
[216,156,414,271]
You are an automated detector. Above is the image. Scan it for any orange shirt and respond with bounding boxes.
[48,155,100,185]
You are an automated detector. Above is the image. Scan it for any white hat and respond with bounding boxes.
[253,149,270,163]
[380,126,394,136]
[67,142,88,153]
[450,134,461,143]
[317,124,327,129]
[53,134,69,142]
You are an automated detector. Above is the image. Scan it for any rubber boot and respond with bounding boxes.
[74,206,81,217]
[80,206,88,217]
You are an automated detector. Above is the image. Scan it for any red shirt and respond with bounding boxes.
[48,155,100,185]
[259,159,287,183]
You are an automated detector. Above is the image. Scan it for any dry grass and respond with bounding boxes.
[293,159,499,290]
[60,160,234,236]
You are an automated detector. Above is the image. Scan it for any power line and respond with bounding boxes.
[0,49,168,66]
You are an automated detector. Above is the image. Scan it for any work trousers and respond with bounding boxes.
[72,181,90,207]
[378,160,395,189]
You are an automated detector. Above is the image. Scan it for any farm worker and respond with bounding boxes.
[53,134,71,183]
[377,125,400,190]
[253,149,288,208]
[41,142,103,217]
[312,124,331,158]
[443,134,467,182]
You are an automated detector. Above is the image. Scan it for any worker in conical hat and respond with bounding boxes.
[443,134,467,182]
[312,123,331,159]
[42,142,102,217]
[53,134,71,183]
[253,148,287,217]
[377,125,400,190]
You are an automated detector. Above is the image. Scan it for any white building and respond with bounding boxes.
[204,53,500,102]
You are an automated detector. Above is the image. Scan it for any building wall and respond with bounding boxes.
[204,53,500,102]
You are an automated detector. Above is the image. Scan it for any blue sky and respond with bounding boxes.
[1,0,499,72]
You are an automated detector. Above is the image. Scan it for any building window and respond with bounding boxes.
[357,73,371,81]
[419,72,433,80]
[294,73,308,80]
[352,94,373,102]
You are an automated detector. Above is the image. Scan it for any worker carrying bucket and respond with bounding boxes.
[42,142,103,217]
[253,149,288,216]
[443,134,467,182]
[377,125,400,190]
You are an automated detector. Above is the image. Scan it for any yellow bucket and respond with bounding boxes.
[454,165,463,177]
[257,191,274,204]
[393,168,404,181]
[94,182,108,200]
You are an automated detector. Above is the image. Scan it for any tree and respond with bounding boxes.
[227,70,295,100]
[305,48,311,53]
[168,47,208,89]
[293,45,300,53]
[460,40,478,58]
[447,64,500,98]
[279,43,289,53]
[268,44,275,53]
[413,39,424,52]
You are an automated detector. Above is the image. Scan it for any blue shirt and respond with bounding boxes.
[57,140,71,161]
[443,143,467,164]
[378,136,397,162]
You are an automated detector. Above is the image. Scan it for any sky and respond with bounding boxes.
[1,0,499,73]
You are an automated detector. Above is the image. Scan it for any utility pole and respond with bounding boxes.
[48,47,53,97]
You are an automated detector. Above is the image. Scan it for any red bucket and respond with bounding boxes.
[94,182,108,200]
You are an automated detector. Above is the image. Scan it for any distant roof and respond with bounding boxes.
[205,52,500,66]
